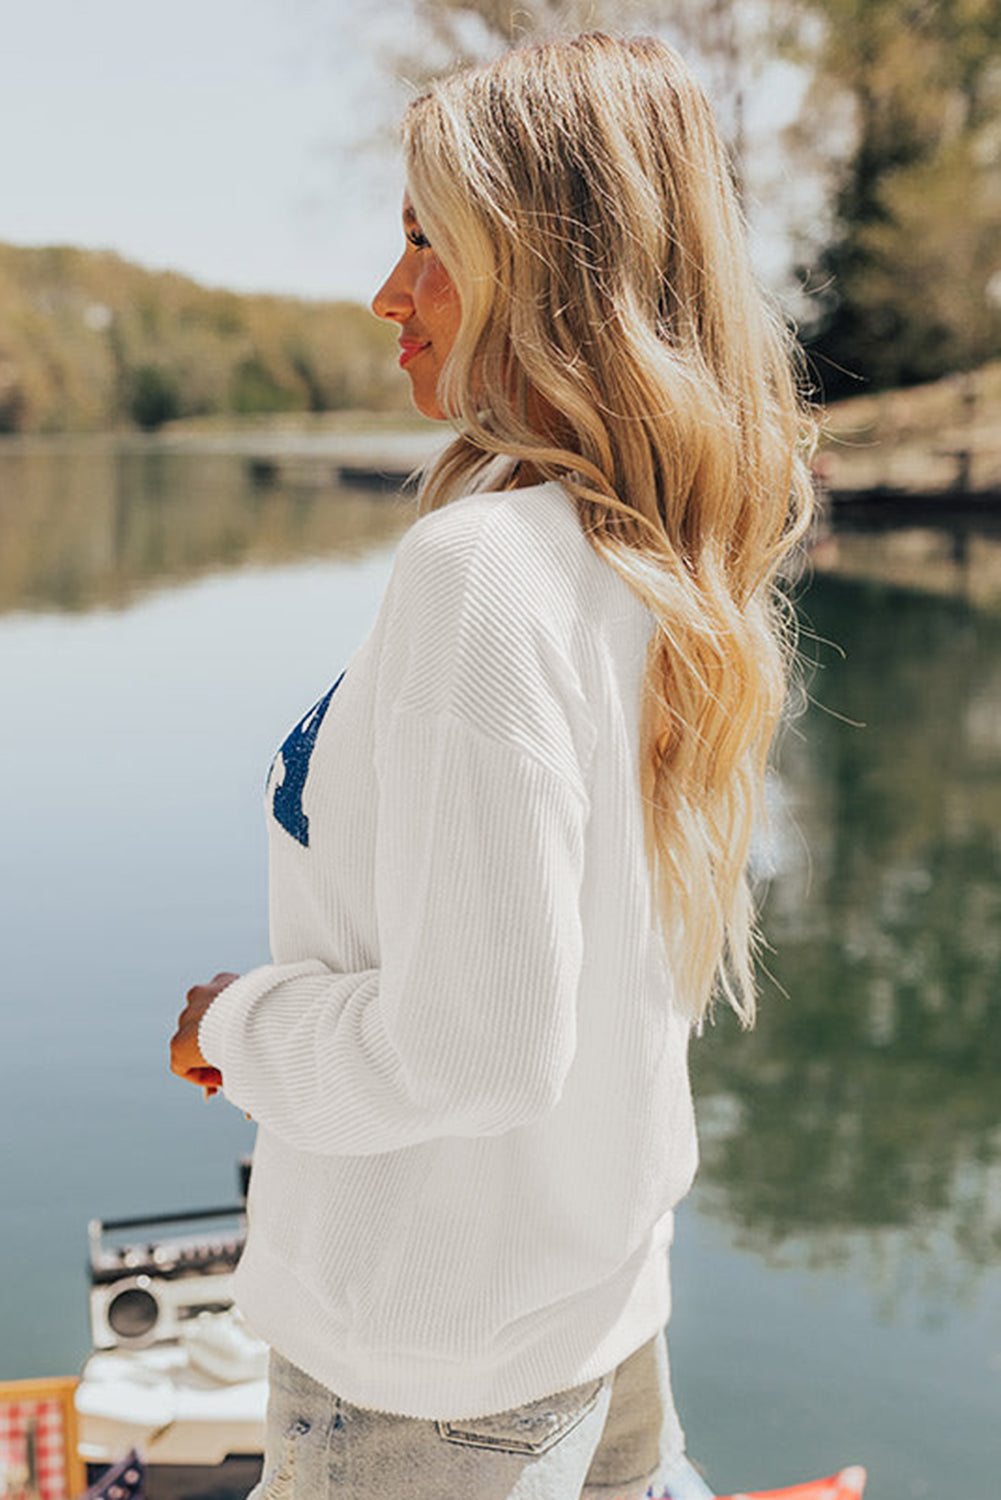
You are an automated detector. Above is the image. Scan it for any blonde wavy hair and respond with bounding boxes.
[402,32,816,1028]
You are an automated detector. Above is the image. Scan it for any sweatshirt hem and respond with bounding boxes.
[231,1236,673,1421]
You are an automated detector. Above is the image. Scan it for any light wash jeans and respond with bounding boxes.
[248,1335,715,1500]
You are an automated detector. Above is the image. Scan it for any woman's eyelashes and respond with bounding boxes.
[407,226,431,250]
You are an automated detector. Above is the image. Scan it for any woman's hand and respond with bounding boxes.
[170,972,239,1097]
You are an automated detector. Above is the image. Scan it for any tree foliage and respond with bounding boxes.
[0,243,409,434]
[786,0,1001,393]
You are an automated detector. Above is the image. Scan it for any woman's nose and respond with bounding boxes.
[371,256,412,323]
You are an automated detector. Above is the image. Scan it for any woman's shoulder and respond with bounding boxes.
[396,480,582,571]
[377,481,591,672]
[386,479,650,654]
[391,479,605,621]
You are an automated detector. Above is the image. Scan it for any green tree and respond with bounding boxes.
[788,0,1001,394]
[129,363,182,430]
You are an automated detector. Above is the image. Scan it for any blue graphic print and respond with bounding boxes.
[269,672,344,847]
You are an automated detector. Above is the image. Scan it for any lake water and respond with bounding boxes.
[1,439,999,1500]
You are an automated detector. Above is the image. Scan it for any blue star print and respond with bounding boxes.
[269,672,344,847]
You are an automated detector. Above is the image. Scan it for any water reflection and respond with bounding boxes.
[813,520,1001,611]
[0,443,414,614]
[692,574,1001,1295]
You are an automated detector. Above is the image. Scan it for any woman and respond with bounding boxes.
[170,32,814,1500]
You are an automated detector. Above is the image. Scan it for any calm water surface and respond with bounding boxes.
[1,441,999,1500]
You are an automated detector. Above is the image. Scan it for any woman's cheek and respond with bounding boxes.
[422,262,461,338]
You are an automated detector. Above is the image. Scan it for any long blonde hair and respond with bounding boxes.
[402,33,816,1027]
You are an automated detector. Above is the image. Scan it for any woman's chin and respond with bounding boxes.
[401,365,447,421]
[408,383,448,421]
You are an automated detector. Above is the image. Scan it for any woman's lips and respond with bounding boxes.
[399,338,431,369]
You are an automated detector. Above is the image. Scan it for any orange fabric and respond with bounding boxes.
[717,1466,867,1500]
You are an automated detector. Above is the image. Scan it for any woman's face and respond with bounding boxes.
[371,194,462,421]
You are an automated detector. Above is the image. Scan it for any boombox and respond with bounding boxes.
[88,1173,249,1350]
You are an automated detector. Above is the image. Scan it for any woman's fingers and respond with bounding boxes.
[188,1066,224,1086]
[184,972,239,1006]
[172,972,239,1092]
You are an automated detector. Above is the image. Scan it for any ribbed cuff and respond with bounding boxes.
[197,960,327,1075]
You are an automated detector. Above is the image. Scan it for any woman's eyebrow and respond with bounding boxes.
[403,204,418,226]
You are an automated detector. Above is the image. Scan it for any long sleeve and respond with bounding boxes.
[199,497,595,1156]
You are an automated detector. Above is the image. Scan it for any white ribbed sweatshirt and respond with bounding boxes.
[199,479,698,1420]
